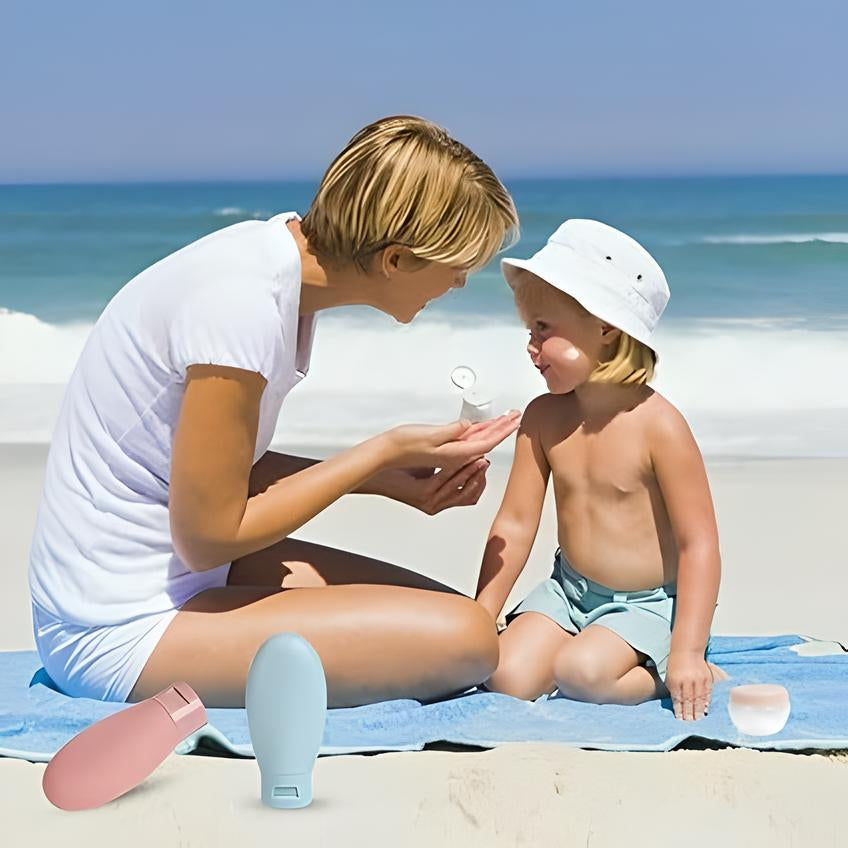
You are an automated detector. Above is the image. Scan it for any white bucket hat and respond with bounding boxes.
[501,219,669,358]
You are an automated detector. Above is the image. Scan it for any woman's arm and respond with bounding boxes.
[475,397,551,620]
[170,364,520,572]
[247,451,319,495]
[250,449,489,513]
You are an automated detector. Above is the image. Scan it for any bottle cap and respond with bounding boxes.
[262,771,314,809]
[152,682,208,739]
[450,365,476,391]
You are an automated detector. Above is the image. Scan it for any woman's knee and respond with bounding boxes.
[437,595,499,681]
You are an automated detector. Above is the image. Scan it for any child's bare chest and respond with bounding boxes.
[543,412,654,502]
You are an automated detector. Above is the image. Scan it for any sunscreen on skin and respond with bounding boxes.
[536,340,593,393]
[246,633,328,809]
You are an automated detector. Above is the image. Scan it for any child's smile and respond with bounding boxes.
[526,317,596,394]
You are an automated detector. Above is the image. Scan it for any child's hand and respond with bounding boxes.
[665,651,715,721]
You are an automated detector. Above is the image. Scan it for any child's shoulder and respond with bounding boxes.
[519,389,692,440]
[639,387,683,416]
[638,388,694,442]
[522,391,576,420]
[519,392,578,440]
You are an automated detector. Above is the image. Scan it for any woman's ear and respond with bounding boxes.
[379,245,403,278]
[379,245,427,277]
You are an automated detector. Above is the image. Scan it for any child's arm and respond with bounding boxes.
[476,396,552,621]
[649,401,721,720]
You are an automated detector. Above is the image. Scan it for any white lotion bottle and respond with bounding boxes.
[245,632,328,808]
[460,386,495,422]
[451,365,497,423]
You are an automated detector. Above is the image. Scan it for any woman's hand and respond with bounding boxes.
[371,458,492,515]
[382,412,522,471]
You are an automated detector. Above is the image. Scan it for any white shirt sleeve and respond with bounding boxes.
[168,279,283,382]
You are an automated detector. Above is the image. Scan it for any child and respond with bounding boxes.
[475,219,727,721]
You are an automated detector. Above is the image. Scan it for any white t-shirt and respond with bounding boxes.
[28,212,316,626]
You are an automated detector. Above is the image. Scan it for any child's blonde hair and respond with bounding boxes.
[301,115,519,272]
[513,272,657,385]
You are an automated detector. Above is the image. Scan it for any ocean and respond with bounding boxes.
[1,176,847,457]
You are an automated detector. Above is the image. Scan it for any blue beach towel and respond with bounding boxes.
[1,635,845,763]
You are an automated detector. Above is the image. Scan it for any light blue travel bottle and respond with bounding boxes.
[245,632,328,809]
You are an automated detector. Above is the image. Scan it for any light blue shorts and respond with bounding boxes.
[31,601,181,703]
[509,549,712,680]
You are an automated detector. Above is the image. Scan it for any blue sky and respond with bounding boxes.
[3,0,847,182]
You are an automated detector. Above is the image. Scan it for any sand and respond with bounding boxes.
[1,444,845,845]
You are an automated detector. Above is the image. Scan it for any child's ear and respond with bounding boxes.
[600,324,622,345]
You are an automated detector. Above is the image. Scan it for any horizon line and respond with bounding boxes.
[3,171,848,188]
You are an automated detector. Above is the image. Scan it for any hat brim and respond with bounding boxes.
[500,253,661,361]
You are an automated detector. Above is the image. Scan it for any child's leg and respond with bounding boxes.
[553,624,666,706]
[484,612,574,700]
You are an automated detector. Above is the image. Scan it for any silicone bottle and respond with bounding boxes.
[42,682,207,811]
[460,385,495,422]
[451,365,496,422]
[245,633,328,809]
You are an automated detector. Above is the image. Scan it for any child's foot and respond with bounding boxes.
[709,662,730,681]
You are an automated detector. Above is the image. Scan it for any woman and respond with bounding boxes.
[28,116,521,708]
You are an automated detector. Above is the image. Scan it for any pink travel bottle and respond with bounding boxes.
[42,682,207,811]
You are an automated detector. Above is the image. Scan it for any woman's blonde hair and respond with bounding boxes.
[513,272,657,385]
[301,115,519,271]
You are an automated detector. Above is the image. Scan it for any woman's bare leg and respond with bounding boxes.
[224,536,461,593]
[127,539,497,707]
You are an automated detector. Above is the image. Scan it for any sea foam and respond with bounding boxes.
[213,207,268,218]
[1,308,846,456]
[701,232,848,245]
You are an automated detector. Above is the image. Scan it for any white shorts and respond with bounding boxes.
[32,602,180,703]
